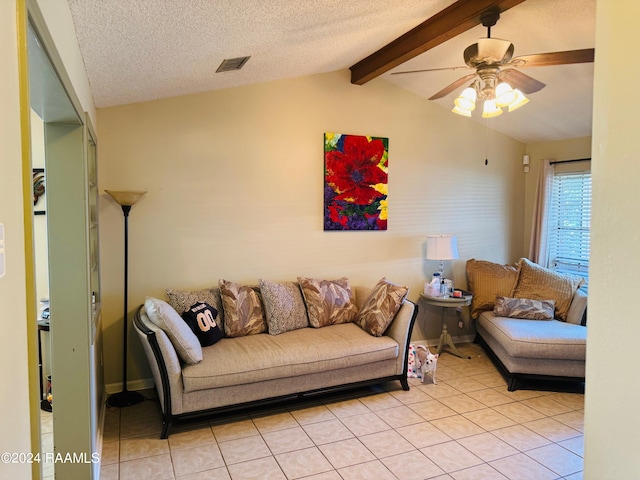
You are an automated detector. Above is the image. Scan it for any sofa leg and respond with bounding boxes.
[507,376,517,392]
[160,417,172,439]
[400,377,410,391]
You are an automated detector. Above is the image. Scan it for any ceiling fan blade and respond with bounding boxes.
[350,0,527,85]
[498,69,545,94]
[429,73,477,100]
[510,48,595,67]
[391,65,471,76]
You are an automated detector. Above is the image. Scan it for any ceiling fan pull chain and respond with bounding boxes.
[484,119,490,165]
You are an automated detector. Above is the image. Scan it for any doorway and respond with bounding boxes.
[27,11,103,479]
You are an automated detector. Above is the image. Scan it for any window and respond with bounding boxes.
[546,168,591,287]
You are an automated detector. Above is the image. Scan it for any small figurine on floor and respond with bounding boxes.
[415,345,438,384]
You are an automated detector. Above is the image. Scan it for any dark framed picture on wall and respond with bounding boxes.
[33,168,46,215]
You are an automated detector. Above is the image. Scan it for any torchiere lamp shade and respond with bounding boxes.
[105,190,147,207]
[105,188,147,408]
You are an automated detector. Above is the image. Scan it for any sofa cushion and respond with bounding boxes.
[182,302,223,347]
[298,276,358,328]
[145,297,203,364]
[259,279,309,335]
[356,278,408,337]
[511,258,585,321]
[494,296,555,320]
[166,287,225,335]
[181,323,398,392]
[477,311,586,361]
[466,259,519,319]
[219,280,267,337]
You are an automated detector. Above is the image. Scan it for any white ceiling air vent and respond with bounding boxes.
[216,56,251,73]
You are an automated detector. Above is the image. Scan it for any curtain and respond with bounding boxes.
[528,159,554,264]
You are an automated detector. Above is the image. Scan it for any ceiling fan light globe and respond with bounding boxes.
[482,99,503,118]
[508,89,529,111]
[495,82,517,107]
[452,106,472,117]
[454,96,476,111]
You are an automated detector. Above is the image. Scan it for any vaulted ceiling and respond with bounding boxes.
[68,0,595,143]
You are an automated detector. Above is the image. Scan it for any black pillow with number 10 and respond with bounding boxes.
[182,302,223,346]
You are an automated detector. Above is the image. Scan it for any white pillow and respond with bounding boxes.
[145,297,202,364]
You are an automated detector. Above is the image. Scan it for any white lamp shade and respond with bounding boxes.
[508,89,529,111]
[482,99,503,118]
[495,82,517,107]
[451,105,472,117]
[426,235,459,260]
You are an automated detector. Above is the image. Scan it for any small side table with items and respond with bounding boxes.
[419,291,473,359]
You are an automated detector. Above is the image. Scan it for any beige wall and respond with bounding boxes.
[584,1,640,478]
[98,70,526,386]
[522,136,592,254]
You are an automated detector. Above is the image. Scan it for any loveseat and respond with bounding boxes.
[467,258,587,391]
[133,277,417,438]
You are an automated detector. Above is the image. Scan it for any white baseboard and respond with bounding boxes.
[105,378,155,395]
[411,334,476,349]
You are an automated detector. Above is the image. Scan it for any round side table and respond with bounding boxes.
[419,292,473,359]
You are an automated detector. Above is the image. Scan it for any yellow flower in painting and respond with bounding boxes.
[325,132,340,150]
[372,183,387,195]
[378,199,388,220]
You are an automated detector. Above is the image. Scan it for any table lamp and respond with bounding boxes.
[426,234,459,276]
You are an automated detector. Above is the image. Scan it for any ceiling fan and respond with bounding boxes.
[389,9,595,117]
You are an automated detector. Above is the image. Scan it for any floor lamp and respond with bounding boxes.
[105,190,147,408]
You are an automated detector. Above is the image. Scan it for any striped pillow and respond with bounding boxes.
[510,258,584,321]
[466,259,519,319]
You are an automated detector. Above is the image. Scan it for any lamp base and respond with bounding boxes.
[106,390,145,408]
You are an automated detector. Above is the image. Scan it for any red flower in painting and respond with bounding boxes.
[328,204,348,227]
[325,135,387,205]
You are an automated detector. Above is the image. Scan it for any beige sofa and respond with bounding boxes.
[133,283,417,438]
[467,258,587,391]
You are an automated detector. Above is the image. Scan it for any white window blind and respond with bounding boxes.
[547,170,591,286]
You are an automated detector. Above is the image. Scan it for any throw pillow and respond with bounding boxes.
[182,302,223,346]
[493,296,555,320]
[466,259,519,319]
[510,258,585,321]
[144,296,202,364]
[356,278,408,337]
[219,279,266,337]
[259,279,309,335]
[298,276,358,328]
[166,287,225,335]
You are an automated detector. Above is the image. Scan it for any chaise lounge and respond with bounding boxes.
[467,258,587,391]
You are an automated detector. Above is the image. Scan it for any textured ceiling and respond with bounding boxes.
[68,0,596,143]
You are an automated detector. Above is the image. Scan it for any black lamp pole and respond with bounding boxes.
[105,190,147,408]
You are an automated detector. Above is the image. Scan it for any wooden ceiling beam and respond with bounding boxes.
[349,0,527,85]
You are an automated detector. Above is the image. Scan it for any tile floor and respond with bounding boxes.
[94,343,584,480]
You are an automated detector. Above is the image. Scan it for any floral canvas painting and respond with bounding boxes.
[324,133,388,230]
